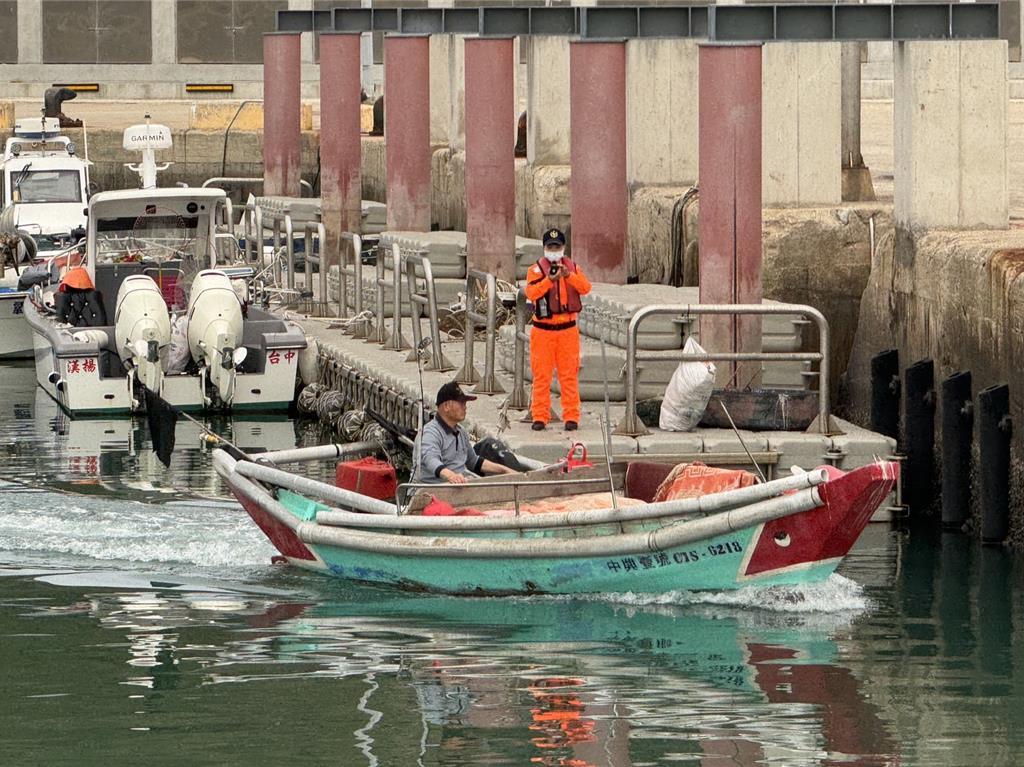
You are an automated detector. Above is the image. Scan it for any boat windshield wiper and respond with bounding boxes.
[11,163,32,198]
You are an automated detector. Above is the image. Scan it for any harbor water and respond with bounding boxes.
[1,362,1022,766]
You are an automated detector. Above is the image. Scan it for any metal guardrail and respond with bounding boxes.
[384,242,410,352]
[508,288,531,410]
[613,303,832,437]
[202,176,314,198]
[401,251,453,373]
[457,268,504,395]
[338,231,361,331]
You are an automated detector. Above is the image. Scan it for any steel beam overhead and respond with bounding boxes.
[284,5,999,42]
[277,9,333,32]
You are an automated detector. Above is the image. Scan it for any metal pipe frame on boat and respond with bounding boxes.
[256,441,379,465]
[297,485,822,559]
[220,450,824,560]
[228,452,828,530]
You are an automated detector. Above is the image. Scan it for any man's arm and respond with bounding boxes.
[417,423,447,480]
[480,459,518,476]
[566,266,592,296]
[524,264,552,302]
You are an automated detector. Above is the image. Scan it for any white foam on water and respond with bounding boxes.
[543,574,869,614]
[0,490,275,568]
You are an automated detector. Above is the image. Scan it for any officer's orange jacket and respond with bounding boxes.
[524,260,592,324]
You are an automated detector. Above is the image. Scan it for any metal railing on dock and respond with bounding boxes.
[612,303,832,437]
[508,288,531,410]
[401,250,453,372]
[338,231,363,332]
[457,268,504,395]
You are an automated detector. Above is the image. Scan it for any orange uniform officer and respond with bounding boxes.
[524,228,592,431]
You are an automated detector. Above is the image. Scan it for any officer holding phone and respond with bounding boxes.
[523,228,592,432]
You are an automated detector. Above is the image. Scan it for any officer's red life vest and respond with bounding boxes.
[534,258,583,317]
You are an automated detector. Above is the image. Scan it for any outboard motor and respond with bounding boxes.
[186,269,246,406]
[114,275,171,393]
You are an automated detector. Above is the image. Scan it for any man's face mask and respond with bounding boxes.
[544,249,565,262]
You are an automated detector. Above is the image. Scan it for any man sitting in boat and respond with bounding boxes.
[413,382,520,485]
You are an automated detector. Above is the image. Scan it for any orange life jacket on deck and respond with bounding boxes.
[533,258,583,319]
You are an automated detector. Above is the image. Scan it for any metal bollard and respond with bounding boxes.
[979,383,1012,545]
[870,349,901,441]
[903,358,935,514]
[940,371,973,530]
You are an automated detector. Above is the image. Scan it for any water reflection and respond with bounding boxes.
[0,565,903,767]
[0,361,324,500]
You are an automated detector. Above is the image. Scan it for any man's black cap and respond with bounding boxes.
[542,228,566,247]
[436,381,477,406]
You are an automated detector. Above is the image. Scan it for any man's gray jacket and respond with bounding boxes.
[412,416,483,484]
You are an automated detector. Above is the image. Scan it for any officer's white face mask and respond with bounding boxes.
[544,249,565,262]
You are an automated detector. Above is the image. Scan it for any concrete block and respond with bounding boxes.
[762,42,842,206]
[527,36,570,166]
[636,431,705,456]
[894,41,1008,230]
[701,429,770,456]
[763,432,834,473]
[380,230,467,279]
[626,38,698,187]
[829,418,896,472]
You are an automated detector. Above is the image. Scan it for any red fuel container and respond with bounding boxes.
[335,456,398,501]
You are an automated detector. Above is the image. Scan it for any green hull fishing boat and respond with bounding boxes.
[215,445,897,596]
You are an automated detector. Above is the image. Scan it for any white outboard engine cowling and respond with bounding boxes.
[114,275,171,393]
[187,269,245,405]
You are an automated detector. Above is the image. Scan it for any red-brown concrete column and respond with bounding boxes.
[698,44,763,382]
[465,37,516,281]
[320,32,363,269]
[263,32,302,197]
[570,40,628,284]
[384,35,431,232]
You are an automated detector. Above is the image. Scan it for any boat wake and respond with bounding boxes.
[0,490,275,569]
[555,573,869,615]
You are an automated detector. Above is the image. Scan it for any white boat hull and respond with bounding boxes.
[25,299,303,415]
[0,291,33,359]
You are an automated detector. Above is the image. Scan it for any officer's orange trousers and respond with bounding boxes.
[530,324,581,424]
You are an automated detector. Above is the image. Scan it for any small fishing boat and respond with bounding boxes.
[214,444,897,596]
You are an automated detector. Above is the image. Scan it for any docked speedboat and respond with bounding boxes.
[0,115,90,358]
[23,185,307,415]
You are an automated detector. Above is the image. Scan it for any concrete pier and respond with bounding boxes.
[319,33,363,267]
[762,42,841,207]
[262,32,302,198]
[464,37,516,281]
[625,38,699,188]
[894,40,1009,231]
[527,36,571,167]
[570,40,628,284]
[384,35,432,232]
[698,44,763,385]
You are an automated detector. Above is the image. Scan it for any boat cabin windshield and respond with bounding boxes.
[94,213,208,265]
[12,169,82,203]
